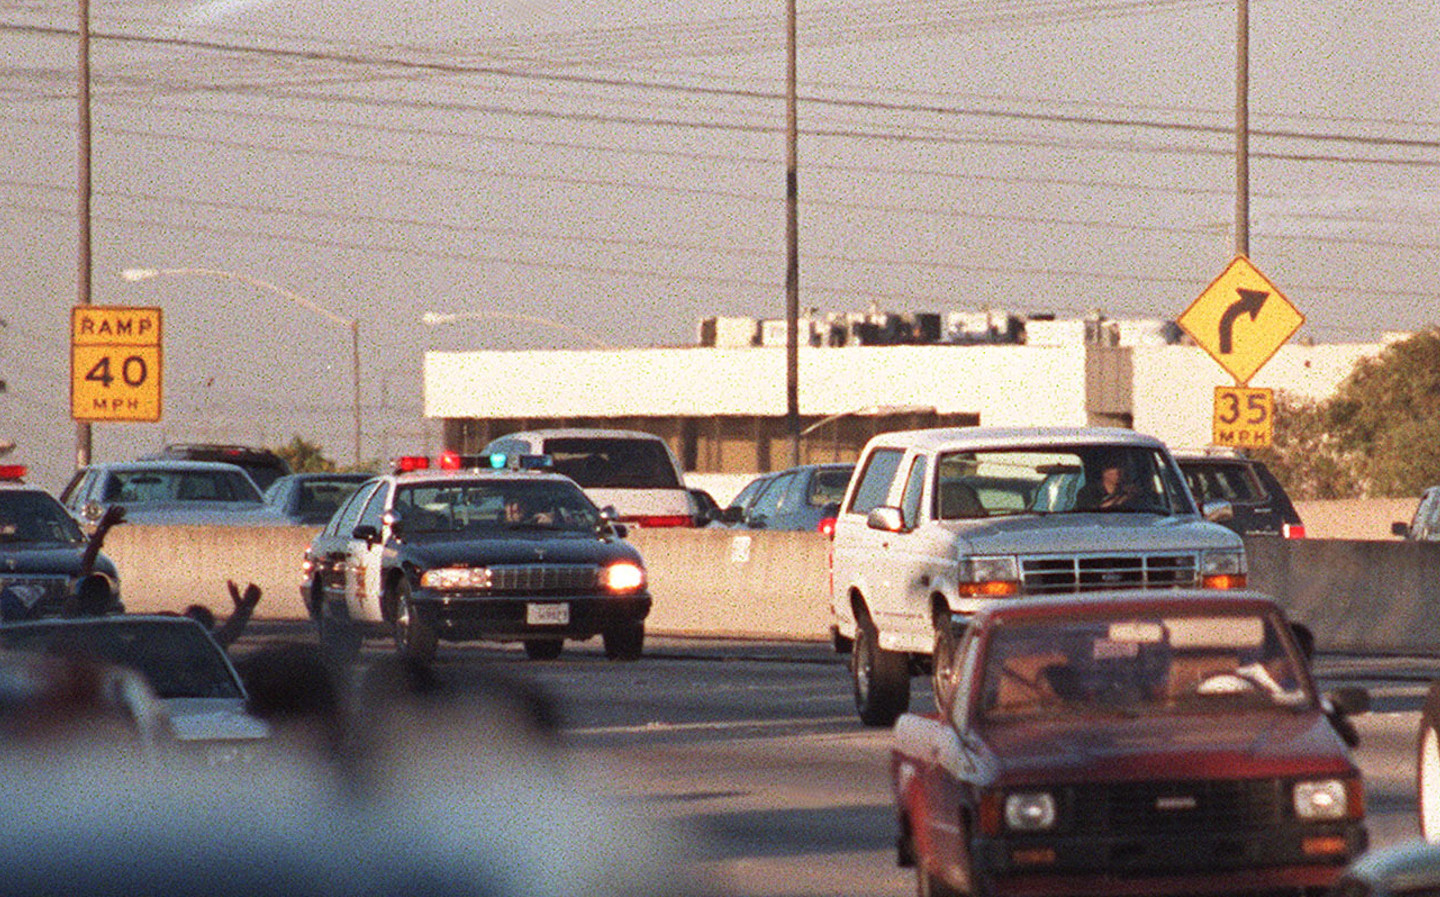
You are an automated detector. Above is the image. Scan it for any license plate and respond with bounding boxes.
[526,602,569,626]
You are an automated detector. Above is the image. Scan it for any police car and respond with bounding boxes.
[300,453,650,663]
[0,464,122,621]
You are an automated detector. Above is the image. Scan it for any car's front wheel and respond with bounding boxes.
[1418,679,1440,841]
[391,580,437,664]
[852,611,910,727]
[603,621,644,661]
[931,608,960,707]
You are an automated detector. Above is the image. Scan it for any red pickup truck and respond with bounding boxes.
[890,590,1369,897]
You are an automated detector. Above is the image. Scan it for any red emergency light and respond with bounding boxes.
[0,464,26,481]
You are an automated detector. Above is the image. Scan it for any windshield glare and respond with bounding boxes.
[934,445,1190,519]
[977,611,1311,722]
[394,481,600,534]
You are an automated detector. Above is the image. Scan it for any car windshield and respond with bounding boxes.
[977,610,1311,723]
[0,621,242,699]
[393,480,601,534]
[543,438,682,489]
[0,491,86,545]
[293,479,366,520]
[102,469,264,505]
[934,445,1191,519]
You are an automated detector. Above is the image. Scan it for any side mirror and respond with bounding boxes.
[352,524,380,545]
[597,506,628,539]
[1202,499,1234,523]
[1393,521,1411,538]
[866,506,905,533]
[1290,622,1316,661]
[719,506,745,525]
[747,513,768,530]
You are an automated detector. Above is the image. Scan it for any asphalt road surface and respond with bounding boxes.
[235,626,1437,897]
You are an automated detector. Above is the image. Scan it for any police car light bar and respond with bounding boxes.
[0,464,26,481]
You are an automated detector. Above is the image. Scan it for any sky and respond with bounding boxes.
[2,0,1437,492]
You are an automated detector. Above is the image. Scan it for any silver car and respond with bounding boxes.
[58,459,281,526]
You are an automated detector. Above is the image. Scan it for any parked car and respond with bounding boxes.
[58,459,280,526]
[1393,485,1440,541]
[893,590,1369,897]
[300,460,651,663]
[739,463,853,532]
[830,426,1246,726]
[263,472,373,526]
[0,614,270,764]
[141,443,293,492]
[479,429,693,528]
[1173,447,1306,538]
[0,466,123,619]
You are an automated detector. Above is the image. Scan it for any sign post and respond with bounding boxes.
[1179,256,1302,449]
[71,306,163,423]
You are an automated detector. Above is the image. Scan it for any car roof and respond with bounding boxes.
[90,460,254,473]
[974,589,1283,626]
[864,426,1168,454]
[388,469,578,486]
[490,428,669,442]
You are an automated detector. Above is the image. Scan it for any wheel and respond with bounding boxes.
[915,863,963,897]
[932,609,960,707]
[603,621,644,661]
[852,613,910,727]
[1418,680,1440,842]
[523,639,564,661]
[391,580,437,663]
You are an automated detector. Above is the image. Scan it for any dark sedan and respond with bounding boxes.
[739,463,853,532]
[263,472,372,525]
[0,475,122,620]
[301,465,651,663]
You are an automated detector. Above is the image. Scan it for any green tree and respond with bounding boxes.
[1258,327,1440,498]
[274,436,336,473]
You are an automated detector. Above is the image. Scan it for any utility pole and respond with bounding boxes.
[75,0,94,468]
[784,0,801,467]
[1235,0,1250,257]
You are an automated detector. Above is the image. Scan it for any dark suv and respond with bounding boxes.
[1174,448,1305,538]
[141,444,292,492]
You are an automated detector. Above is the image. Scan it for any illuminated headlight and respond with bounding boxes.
[1004,792,1058,831]
[957,555,1021,597]
[600,562,645,593]
[1293,779,1349,821]
[1200,549,1247,589]
[420,567,490,589]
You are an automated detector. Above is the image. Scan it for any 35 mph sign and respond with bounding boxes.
[71,306,163,422]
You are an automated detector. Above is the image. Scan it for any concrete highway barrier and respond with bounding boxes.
[102,516,1440,654]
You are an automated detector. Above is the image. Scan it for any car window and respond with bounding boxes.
[296,480,364,521]
[847,448,905,515]
[749,473,794,521]
[1183,462,1264,504]
[393,480,598,533]
[542,437,682,489]
[355,483,391,532]
[808,468,853,506]
[0,491,86,545]
[938,446,1188,517]
[329,481,379,537]
[899,456,927,527]
[730,476,770,512]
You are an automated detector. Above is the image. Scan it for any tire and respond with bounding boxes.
[932,609,960,708]
[915,863,963,897]
[603,621,645,661]
[524,639,564,661]
[1418,679,1440,842]
[852,613,910,727]
[391,580,437,664]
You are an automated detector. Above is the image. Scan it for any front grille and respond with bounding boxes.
[1020,553,1198,593]
[1070,779,1284,834]
[485,564,598,594]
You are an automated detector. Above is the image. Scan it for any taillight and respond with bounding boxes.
[629,515,694,528]
[1284,522,1306,539]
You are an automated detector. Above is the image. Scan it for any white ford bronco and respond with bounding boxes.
[829,426,1247,726]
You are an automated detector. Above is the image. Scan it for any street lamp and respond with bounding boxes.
[120,267,362,466]
[422,311,617,350]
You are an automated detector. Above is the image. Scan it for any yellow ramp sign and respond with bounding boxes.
[71,306,163,422]
[1178,256,1303,385]
[1212,386,1273,448]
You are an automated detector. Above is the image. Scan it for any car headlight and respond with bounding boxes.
[1004,792,1058,831]
[1293,779,1349,821]
[957,555,1021,597]
[600,562,645,593]
[420,567,490,589]
[1200,549,1247,589]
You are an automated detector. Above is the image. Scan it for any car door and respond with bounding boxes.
[345,482,391,623]
[832,446,908,635]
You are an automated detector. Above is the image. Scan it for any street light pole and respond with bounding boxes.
[120,267,363,467]
[75,0,93,469]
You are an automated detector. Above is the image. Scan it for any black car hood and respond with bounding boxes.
[395,530,641,567]
[0,544,118,579]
